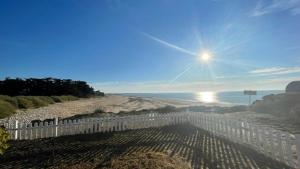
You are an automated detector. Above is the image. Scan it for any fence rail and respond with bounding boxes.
[3,112,300,168]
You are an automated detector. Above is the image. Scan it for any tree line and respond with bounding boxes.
[0,77,104,97]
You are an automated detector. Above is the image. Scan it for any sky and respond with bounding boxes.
[0,0,300,93]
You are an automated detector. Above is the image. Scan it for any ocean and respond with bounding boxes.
[121,90,283,105]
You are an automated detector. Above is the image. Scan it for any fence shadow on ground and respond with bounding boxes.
[0,123,292,169]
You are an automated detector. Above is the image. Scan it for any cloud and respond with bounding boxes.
[251,0,300,17]
[249,66,300,75]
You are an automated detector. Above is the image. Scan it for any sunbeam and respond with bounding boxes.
[141,32,197,56]
[169,64,195,84]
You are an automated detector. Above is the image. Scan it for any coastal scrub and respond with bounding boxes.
[0,127,10,155]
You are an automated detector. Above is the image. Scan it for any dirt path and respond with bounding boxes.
[0,124,291,169]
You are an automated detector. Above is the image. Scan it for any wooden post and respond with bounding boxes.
[18,122,22,140]
[29,123,33,140]
[39,121,43,139]
[49,121,53,137]
[55,118,58,137]
[253,126,259,149]
[238,122,243,143]
[14,120,18,140]
[248,123,253,145]
[45,122,48,138]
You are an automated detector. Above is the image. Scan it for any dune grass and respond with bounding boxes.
[0,100,16,119]
[51,95,78,102]
[0,95,78,119]
[0,95,18,108]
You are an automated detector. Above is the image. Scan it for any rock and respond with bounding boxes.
[251,91,300,118]
[251,81,300,118]
[286,81,300,94]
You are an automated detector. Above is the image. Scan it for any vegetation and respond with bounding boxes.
[0,95,78,118]
[0,77,105,119]
[0,100,16,119]
[62,105,248,121]
[0,127,10,155]
[104,152,191,169]
[0,95,18,107]
[117,105,247,116]
[51,95,78,102]
[251,93,300,118]
[0,77,104,97]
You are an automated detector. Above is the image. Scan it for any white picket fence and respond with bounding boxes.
[3,112,300,168]
[189,113,300,169]
[3,112,189,140]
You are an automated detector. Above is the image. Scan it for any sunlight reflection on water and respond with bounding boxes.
[196,91,218,103]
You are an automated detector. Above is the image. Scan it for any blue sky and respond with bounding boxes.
[0,0,300,93]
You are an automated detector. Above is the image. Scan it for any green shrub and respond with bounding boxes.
[38,96,55,104]
[25,96,48,108]
[50,95,78,102]
[0,100,16,118]
[59,95,78,101]
[94,109,105,114]
[0,127,10,155]
[51,96,63,103]
[0,95,18,108]
[16,96,35,109]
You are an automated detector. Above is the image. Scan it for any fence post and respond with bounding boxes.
[14,120,18,140]
[55,117,58,137]
[295,134,300,169]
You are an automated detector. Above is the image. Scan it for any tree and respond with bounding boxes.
[0,77,103,97]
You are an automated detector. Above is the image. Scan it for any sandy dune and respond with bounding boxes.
[0,95,200,124]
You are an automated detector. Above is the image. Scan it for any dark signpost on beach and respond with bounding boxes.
[244,90,257,105]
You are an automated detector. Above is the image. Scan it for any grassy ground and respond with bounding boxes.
[0,95,78,118]
[0,124,291,169]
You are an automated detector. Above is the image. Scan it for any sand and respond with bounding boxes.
[0,94,204,124]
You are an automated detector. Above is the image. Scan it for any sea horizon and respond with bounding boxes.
[119,90,284,105]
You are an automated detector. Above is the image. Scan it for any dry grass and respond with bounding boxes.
[104,152,191,169]
[43,152,191,169]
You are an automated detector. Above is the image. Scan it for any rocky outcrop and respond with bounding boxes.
[286,81,300,94]
[251,81,300,118]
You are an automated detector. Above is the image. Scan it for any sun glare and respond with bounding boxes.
[196,91,216,103]
[198,51,212,63]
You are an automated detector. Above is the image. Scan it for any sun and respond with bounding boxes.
[198,51,212,63]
